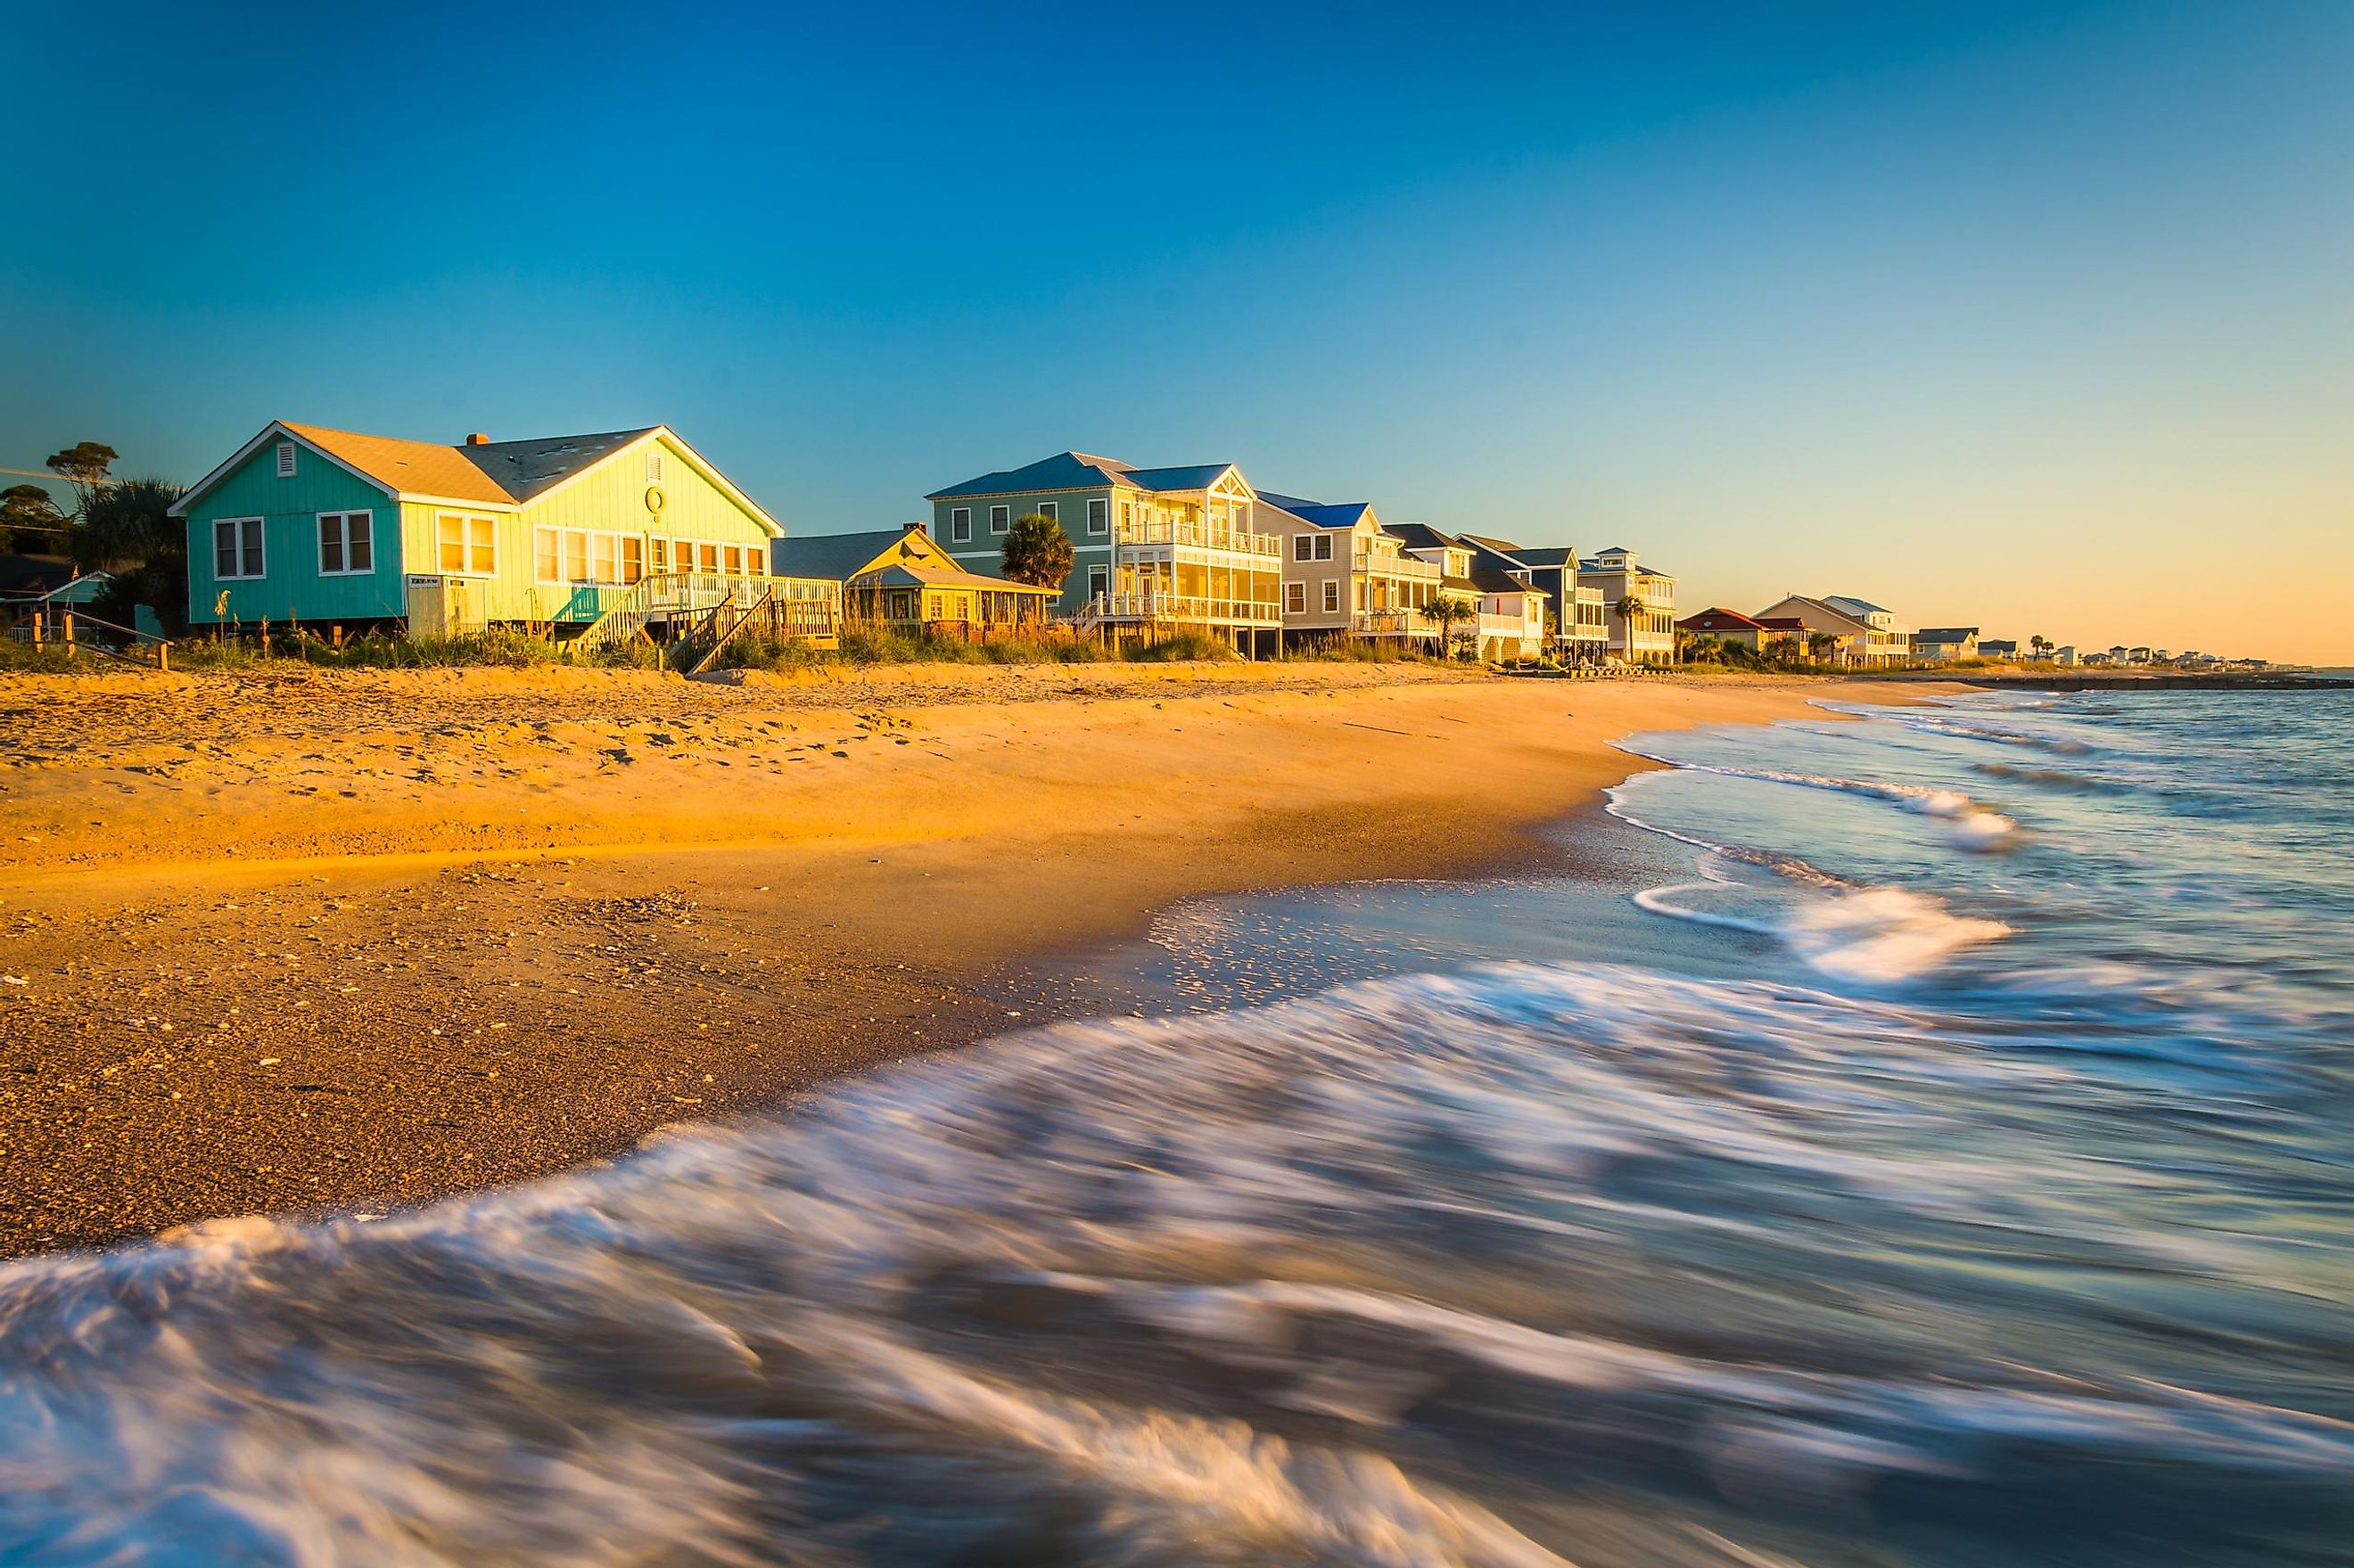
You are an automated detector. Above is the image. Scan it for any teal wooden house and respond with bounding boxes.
[170,422,784,632]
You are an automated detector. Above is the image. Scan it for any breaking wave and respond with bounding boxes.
[4,960,2348,1567]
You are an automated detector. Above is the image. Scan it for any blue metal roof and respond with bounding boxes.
[1120,463,1235,493]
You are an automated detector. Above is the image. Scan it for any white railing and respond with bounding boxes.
[1352,552,1442,579]
[1090,591,1282,628]
[1352,608,1425,635]
[1119,519,1282,557]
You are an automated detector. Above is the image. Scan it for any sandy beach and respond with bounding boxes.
[0,661,1940,1256]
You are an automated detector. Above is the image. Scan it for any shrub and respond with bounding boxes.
[1121,629,1237,663]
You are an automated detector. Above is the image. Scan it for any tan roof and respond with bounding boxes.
[281,422,519,507]
[872,561,1058,594]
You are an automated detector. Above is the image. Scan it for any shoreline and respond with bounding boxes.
[0,663,1955,1257]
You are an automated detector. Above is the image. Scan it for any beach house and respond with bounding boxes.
[170,422,794,635]
[1576,547,1678,664]
[1914,627,1982,661]
[1256,494,1443,645]
[1447,536,1606,662]
[772,524,1055,636]
[1822,596,1914,664]
[1676,607,1771,653]
[924,452,1283,653]
[1750,595,1881,666]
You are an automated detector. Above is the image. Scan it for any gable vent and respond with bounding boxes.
[276,442,297,478]
[645,448,663,484]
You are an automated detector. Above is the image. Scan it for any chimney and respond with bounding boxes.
[902,520,923,532]
[465,432,490,446]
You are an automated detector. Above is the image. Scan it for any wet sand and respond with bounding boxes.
[0,661,1947,1256]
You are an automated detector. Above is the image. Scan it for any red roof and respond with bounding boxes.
[1676,607,1766,632]
[1754,616,1810,632]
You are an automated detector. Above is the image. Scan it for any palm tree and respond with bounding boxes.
[2029,634,2053,661]
[70,478,183,572]
[1001,513,1075,594]
[1806,630,1840,664]
[1420,593,1474,655]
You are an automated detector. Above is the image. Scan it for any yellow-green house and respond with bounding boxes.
[170,421,783,631]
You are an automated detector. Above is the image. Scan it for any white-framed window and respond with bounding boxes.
[436,513,497,575]
[1293,534,1313,562]
[650,537,671,573]
[1086,497,1107,536]
[1286,581,1305,613]
[951,507,971,543]
[1322,579,1340,613]
[276,442,297,478]
[317,511,373,575]
[1087,564,1108,600]
[1037,501,1058,524]
[1313,535,1334,562]
[989,505,1009,535]
[539,527,654,587]
[213,516,265,579]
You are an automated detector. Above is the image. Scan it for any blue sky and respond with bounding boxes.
[4,0,2349,659]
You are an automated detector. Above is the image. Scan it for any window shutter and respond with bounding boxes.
[276,442,297,478]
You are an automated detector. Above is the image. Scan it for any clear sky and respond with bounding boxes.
[4,1,2348,661]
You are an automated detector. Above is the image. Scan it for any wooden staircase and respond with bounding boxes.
[567,573,840,669]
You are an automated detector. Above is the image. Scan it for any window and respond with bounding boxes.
[1087,497,1107,536]
[1294,534,1313,562]
[650,538,671,573]
[1087,565,1108,601]
[1120,501,1132,531]
[1286,581,1305,613]
[317,511,373,575]
[1321,580,1340,613]
[276,442,297,478]
[951,507,971,543]
[926,594,942,620]
[213,517,265,579]
[437,513,496,575]
[990,505,1009,535]
[1313,535,1333,562]
[535,527,562,582]
[697,542,720,573]
[564,530,590,583]
[722,545,744,576]
[592,533,619,585]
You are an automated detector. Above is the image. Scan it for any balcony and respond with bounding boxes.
[1352,550,1441,580]
[1120,518,1282,557]
[1351,607,1427,636]
[1089,591,1282,628]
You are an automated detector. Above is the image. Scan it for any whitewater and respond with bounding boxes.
[3,686,2350,1566]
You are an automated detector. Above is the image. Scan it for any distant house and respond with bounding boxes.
[1577,546,1677,664]
[1467,565,1546,661]
[1677,606,1769,652]
[1257,494,1440,645]
[924,451,1282,653]
[1914,627,1982,661]
[1820,595,1914,664]
[2053,644,2078,666]
[1977,637,2019,659]
[169,421,783,633]
[772,524,1053,634]
[1751,595,1879,664]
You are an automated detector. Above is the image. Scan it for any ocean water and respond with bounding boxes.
[3,689,2350,1566]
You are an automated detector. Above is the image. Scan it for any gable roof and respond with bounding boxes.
[1457,532,1524,554]
[170,421,780,534]
[0,554,84,599]
[280,422,518,508]
[770,526,920,582]
[1264,494,1374,530]
[863,561,1057,595]
[926,451,1241,501]
[1506,546,1577,569]
[1917,627,1980,642]
[1469,566,1537,596]
[1678,607,1766,631]
[1825,595,1889,616]
[457,428,658,501]
[1383,521,1463,554]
